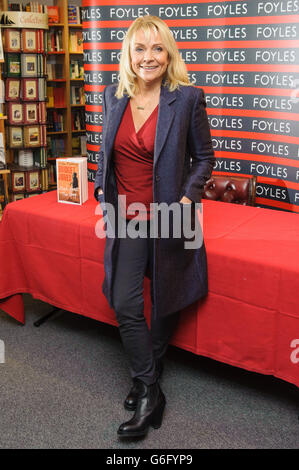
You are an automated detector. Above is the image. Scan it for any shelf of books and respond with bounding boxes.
[47,0,85,191]
[68,3,86,158]
[0,0,85,199]
[0,1,7,219]
[0,1,51,203]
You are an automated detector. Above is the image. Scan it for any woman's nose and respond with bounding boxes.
[143,50,153,61]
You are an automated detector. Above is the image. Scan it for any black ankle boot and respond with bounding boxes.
[124,378,145,411]
[118,380,166,438]
[124,361,164,411]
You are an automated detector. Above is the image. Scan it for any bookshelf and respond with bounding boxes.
[0,1,7,218]
[0,0,50,203]
[47,0,85,179]
[0,0,85,197]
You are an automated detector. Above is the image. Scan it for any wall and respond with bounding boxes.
[82,0,299,212]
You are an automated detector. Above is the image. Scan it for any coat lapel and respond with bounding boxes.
[104,93,129,163]
[154,85,176,167]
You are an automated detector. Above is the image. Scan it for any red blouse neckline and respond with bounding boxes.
[129,101,159,135]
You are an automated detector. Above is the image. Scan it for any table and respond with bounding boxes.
[0,182,298,389]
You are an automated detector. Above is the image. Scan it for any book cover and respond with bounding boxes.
[6,53,21,77]
[22,78,38,101]
[5,78,21,101]
[22,29,38,53]
[68,6,79,24]
[8,102,23,124]
[47,6,59,24]
[56,157,88,205]
[4,29,21,52]
[21,53,38,77]
[24,102,38,124]
[24,125,40,147]
[25,169,40,192]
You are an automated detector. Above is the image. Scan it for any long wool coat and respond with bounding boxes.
[94,83,215,317]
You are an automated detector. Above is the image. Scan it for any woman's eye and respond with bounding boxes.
[154,47,163,52]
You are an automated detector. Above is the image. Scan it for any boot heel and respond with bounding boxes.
[151,398,166,429]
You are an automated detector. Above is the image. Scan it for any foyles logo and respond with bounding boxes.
[290,79,299,104]
[0,339,4,363]
[290,339,299,364]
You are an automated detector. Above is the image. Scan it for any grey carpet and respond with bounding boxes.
[0,294,298,449]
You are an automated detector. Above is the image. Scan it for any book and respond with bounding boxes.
[21,53,38,77]
[25,169,40,192]
[38,101,47,123]
[8,102,23,124]
[47,62,63,80]
[48,109,64,132]
[68,6,81,24]
[0,133,5,167]
[46,85,54,107]
[22,78,38,101]
[56,157,88,205]
[24,125,40,147]
[72,136,80,155]
[69,31,83,53]
[80,135,86,155]
[70,59,83,79]
[5,53,21,77]
[70,85,84,105]
[8,126,23,148]
[22,29,38,53]
[71,109,85,131]
[47,136,65,158]
[38,77,46,101]
[40,167,49,190]
[24,102,38,124]
[5,78,21,101]
[47,30,63,52]
[47,6,59,24]
[4,29,21,52]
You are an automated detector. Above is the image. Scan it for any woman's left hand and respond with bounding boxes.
[180,196,192,204]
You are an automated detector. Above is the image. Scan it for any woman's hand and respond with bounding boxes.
[98,188,104,196]
[179,195,192,204]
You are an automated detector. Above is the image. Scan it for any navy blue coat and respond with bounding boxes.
[94,83,215,317]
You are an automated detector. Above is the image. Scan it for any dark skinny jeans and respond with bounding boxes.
[112,219,180,386]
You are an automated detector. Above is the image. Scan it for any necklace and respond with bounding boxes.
[134,91,159,110]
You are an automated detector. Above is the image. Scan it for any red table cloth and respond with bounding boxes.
[0,182,298,388]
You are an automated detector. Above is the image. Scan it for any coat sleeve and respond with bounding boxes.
[182,87,215,203]
[94,85,107,201]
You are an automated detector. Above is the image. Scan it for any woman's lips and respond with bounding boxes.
[139,65,158,70]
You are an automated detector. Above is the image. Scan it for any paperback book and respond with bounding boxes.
[56,157,88,205]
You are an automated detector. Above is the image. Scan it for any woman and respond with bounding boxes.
[94,15,215,438]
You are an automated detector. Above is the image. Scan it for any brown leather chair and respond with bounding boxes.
[203,175,257,206]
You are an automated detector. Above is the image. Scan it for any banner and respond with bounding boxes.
[83,0,299,212]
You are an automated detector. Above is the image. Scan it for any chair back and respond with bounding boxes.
[203,175,257,206]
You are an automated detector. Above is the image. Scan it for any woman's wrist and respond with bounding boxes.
[180,195,192,204]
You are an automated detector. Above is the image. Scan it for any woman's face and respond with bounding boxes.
[130,28,169,87]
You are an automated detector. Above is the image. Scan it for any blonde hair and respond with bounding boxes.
[115,15,191,98]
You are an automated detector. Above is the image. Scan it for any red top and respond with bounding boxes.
[113,101,158,219]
